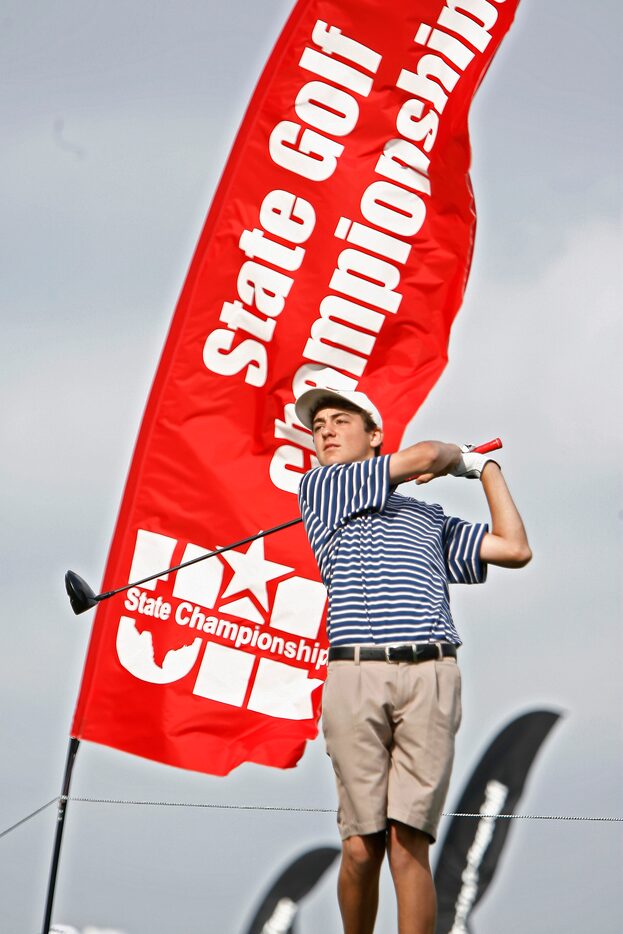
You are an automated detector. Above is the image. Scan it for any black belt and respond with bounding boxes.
[328,643,457,664]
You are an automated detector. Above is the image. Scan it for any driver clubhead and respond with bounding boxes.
[65,570,99,615]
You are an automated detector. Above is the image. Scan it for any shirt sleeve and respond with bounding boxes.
[298,455,391,535]
[443,516,489,584]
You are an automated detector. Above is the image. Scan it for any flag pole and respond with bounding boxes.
[41,736,80,934]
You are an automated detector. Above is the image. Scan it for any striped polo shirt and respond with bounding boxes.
[298,454,488,646]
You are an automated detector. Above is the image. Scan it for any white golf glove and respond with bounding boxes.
[450,444,499,480]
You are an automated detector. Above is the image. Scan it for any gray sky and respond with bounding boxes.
[2,1,622,932]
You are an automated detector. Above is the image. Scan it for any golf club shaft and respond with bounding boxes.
[97,517,303,602]
[94,437,502,604]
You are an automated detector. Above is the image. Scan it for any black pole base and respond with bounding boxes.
[41,737,80,934]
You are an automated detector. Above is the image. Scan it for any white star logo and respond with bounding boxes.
[219,538,293,610]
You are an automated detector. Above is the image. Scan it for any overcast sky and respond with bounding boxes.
[1,1,622,932]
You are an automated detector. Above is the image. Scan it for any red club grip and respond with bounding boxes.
[471,437,502,454]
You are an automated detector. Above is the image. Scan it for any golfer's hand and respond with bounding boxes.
[450,444,500,480]
[414,443,462,484]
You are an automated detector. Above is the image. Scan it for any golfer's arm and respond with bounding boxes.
[479,463,532,568]
[389,441,461,484]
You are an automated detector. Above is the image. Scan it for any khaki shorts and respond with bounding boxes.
[321,655,462,842]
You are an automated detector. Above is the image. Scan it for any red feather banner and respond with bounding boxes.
[72,0,520,775]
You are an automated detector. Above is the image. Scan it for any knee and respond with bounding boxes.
[387,822,431,875]
[342,832,386,877]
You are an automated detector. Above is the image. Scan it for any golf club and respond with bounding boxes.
[65,518,302,615]
[65,437,503,615]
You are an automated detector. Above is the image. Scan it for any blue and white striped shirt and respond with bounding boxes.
[298,454,488,646]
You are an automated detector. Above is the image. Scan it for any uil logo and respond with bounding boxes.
[115,530,327,720]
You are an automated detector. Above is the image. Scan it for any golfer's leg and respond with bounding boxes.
[385,659,462,933]
[338,830,386,934]
[322,660,393,931]
[387,822,436,934]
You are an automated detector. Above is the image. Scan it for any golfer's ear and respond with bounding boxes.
[371,428,383,449]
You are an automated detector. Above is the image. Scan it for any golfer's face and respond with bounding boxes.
[312,407,382,466]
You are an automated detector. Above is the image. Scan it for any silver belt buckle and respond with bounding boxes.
[385,645,399,664]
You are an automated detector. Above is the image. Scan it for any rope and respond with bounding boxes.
[442,811,622,823]
[66,798,623,822]
[69,796,337,813]
[1,795,621,842]
[0,797,59,840]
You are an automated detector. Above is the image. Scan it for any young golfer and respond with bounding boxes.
[294,387,531,934]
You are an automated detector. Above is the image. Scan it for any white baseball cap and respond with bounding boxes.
[295,387,383,430]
